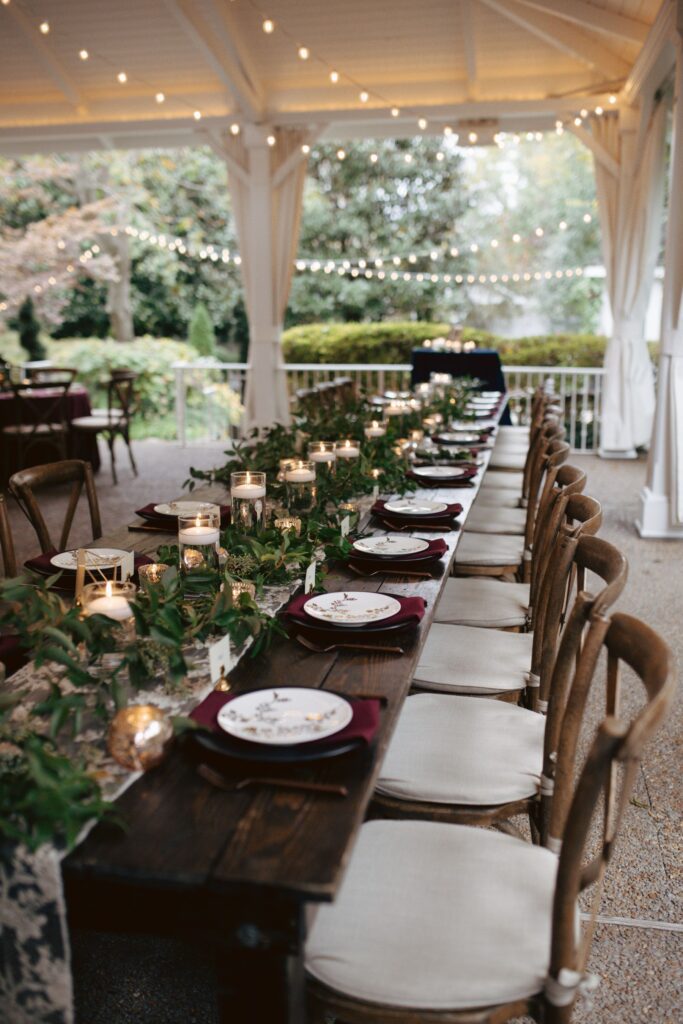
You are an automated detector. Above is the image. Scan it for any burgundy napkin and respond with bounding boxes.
[135,503,231,528]
[349,537,447,565]
[0,634,28,677]
[406,466,478,487]
[24,549,153,591]
[190,690,381,748]
[284,591,426,630]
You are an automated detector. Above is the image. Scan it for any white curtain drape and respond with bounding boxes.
[592,102,667,453]
[225,127,313,429]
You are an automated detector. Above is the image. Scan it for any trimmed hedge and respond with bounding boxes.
[281,322,660,368]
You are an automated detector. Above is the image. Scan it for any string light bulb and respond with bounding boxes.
[329,69,339,83]
[298,46,309,60]
[574,116,582,126]
[359,90,369,103]
[117,71,128,84]
[155,92,165,103]
[535,227,544,237]
[583,213,592,223]
[417,117,428,130]
[443,125,453,136]
[609,94,617,104]
[468,131,478,143]
[595,105,603,116]
[193,110,202,120]
[336,148,346,160]
[262,17,274,33]
[370,152,378,163]
[267,134,276,146]
[390,107,400,117]
[301,142,310,153]
[79,49,89,60]
[39,20,49,34]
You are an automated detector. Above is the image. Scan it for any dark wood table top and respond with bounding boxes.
[63,456,491,907]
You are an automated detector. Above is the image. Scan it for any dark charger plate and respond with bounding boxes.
[190,726,364,764]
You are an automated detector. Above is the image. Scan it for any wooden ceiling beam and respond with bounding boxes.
[6,3,88,113]
[513,0,650,45]
[479,0,631,80]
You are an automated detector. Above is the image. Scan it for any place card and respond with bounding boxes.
[305,560,317,595]
[209,635,234,691]
[120,550,135,581]
[340,515,350,538]
[372,484,380,501]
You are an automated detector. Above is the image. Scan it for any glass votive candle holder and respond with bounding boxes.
[364,419,387,439]
[383,399,408,419]
[284,459,317,514]
[431,372,453,385]
[137,563,168,593]
[230,471,267,533]
[178,507,221,577]
[308,440,337,477]
[338,500,360,531]
[274,515,302,536]
[410,429,425,444]
[230,580,256,603]
[82,580,136,671]
[335,439,361,460]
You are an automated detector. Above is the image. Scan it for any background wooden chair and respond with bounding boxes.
[70,372,138,484]
[305,614,675,1024]
[1,367,77,475]
[9,459,102,554]
[0,494,17,577]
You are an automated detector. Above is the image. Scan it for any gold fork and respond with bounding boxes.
[294,633,404,655]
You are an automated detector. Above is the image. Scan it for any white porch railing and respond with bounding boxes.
[172,360,605,452]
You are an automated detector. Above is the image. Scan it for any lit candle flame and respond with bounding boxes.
[105,580,113,598]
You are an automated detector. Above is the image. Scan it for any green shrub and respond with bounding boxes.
[281,322,659,368]
[12,298,46,361]
[188,302,216,357]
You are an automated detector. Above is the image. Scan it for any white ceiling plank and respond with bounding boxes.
[479,0,631,80]
[623,0,676,104]
[6,3,88,113]
[163,0,263,119]
[513,0,651,44]
[461,0,479,98]
[207,0,265,111]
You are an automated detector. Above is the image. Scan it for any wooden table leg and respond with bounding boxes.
[216,945,306,1023]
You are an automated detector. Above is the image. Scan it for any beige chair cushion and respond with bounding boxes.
[435,577,530,627]
[473,489,523,509]
[376,693,544,804]
[488,450,527,471]
[413,622,532,692]
[464,504,526,534]
[70,415,112,430]
[480,469,524,491]
[89,407,124,419]
[305,819,557,1010]
[455,532,525,566]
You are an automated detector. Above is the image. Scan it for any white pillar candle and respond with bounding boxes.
[83,581,132,621]
[178,524,221,545]
[309,450,336,463]
[364,420,386,438]
[335,441,360,459]
[284,466,316,482]
[231,483,266,499]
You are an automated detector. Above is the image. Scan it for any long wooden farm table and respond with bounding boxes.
[62,443,496,1023]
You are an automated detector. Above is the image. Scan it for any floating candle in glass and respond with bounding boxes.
[230,471,266,533]
[284,459,317,514]
[384,399,409,418]
[338,500,360,530]
[82,579,136,671]
[335,439,361,459]
[308,440,337,477]
[364,420,387,439]
[410,429,425,444]
[278,457,296,482]
[178,508,221,579]
[370,467,383,479]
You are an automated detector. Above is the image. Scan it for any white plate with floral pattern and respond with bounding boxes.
[438,431,481,444]
[217,688,353,745]
[304,591,401,626]
[383,499,449,515]
[153,501,218,517]
[353,535,430,557]
[412,465,473,479]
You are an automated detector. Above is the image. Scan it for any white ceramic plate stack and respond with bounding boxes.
[352,535,430,557]
[217,688,353,745]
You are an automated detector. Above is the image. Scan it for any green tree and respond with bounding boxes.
[188,301,216,356]
[13,297,46,360]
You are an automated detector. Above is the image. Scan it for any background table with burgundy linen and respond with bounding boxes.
[0,385,101,485]
[410,347,513,424]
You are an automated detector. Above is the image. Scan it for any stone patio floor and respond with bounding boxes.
[5,439,682,1023]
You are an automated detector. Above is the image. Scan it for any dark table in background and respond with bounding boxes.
[411,348,512,424]
[0,385,101,486]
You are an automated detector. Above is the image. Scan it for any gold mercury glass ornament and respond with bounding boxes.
[107,705,174,771]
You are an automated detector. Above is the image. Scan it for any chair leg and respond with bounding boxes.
[123,428,138,476]
[106,432,118,485]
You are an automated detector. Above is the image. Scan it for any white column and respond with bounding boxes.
[638,27,683,538]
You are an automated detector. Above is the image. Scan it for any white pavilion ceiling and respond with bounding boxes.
[0,0,664,153]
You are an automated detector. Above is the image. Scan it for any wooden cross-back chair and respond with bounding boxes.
[305,613,675,1024]
[372,529,624,834]
[9,459,102,555]
[71,372,138,485]
[2,367,77,473]
[0,494,17,578]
